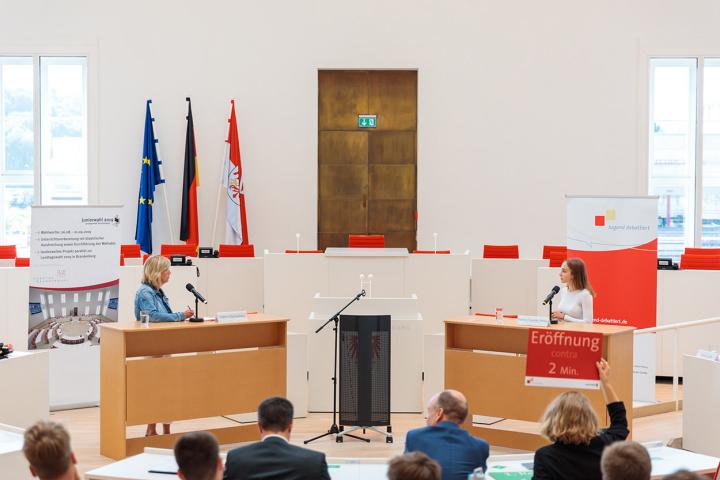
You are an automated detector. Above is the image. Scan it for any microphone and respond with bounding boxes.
[186,283,208,304]
[542,286,560,306]
[355,289,366,300]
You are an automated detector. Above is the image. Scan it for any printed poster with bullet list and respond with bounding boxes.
[525,328,603,389]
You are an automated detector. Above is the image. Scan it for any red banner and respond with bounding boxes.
[525,328,603,389]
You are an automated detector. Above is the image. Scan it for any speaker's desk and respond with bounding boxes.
[99,315,288,459]
[444,317,634,450]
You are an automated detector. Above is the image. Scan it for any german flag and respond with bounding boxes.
[180,97,199,247]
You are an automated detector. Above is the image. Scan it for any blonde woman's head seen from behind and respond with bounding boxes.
[540,391,598,445]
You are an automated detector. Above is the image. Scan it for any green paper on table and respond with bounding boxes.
[488,472,534,480]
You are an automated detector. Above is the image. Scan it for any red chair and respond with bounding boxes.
[412,250,451,254]
[680,254,720,270]
[121,244,142,258]
[548,250,567,268]
[160,244,198,257]
[219,244,255,258]
[0,245,17,259]
[284,250,324,254]
[348,235,385,248]
[15,257,30,267]
[684,247,720,256]
[542,245,567,260]
[120,254,125,266]
[483,245,519,259]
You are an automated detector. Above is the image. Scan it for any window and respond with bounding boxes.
[648,57,720,259]
[0,55,87,256]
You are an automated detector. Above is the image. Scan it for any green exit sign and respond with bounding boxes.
[358,114,377,128]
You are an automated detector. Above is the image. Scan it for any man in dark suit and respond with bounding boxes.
[223,396,331,480]
[405,390,489,480]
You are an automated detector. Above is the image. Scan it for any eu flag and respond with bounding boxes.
[134,100,165,254]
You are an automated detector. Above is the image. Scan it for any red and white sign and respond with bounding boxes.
[525,328,603,389]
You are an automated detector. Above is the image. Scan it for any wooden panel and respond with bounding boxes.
[368,71,417,131]
[126,348,286,425]
[318,165,368,198]
[382,231,417,251]
[319,131,368,165]
[368,131,416,164]
[99,327,127,459]
[469,425,549,451]
[318,71,368,130]
[125,424,259,457]
[318,198,367,233]
[121,320,287,358]
[369,165,416,200]
[445,349,607,423]
[369,199,415,232]
[318,232,350,249]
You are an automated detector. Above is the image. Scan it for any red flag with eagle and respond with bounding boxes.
[223,100,249,244]
[180,98,199,246]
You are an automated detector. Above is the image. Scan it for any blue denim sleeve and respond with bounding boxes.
[134,287,183,322]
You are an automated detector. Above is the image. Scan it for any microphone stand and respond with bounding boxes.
[549,298,557,325]
[304,290,367,444]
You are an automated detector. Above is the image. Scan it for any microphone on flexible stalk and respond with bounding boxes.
[542,285,560,306]
[185,283,208,304]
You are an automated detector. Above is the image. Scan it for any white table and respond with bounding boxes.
[0,351,49,428]
[85,449,389,480]
[0,423,31,480]
[683,354,720,457]
[485,441,720,479]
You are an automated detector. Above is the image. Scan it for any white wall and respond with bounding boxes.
[2,0,716,257]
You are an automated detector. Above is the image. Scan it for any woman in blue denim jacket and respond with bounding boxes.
[134,254,193,437]
[134,255,194,323]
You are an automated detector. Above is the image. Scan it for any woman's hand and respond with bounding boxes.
[597,358,610,383]
[551,311,565,320]
[183,308,194,319]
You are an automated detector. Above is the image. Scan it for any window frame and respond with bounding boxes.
[642,50,720,256]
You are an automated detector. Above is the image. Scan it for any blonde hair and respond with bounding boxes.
[23,421,73,479]
[540,391,599,445]
[142,255,170,290]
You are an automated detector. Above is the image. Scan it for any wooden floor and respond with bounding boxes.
[52,382,684,476]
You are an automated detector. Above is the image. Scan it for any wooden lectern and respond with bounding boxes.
[444,317,634,450]
[100,315,287,459]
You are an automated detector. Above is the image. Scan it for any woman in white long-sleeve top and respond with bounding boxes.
[551,258,595,324]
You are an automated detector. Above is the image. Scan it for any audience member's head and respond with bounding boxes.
[174,431,222,480]
[600,441,651,480]
[540,391,598,445]
[662,471,703,480]
[426,389,468,426]
[22,421,78,480]
[258,396,294,439]
[387,452,441,480]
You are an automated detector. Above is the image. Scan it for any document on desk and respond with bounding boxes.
[328,463,388,479]
[148,456,178,475]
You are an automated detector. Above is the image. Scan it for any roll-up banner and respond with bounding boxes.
[29,206,121,408]
[566,195,658,402]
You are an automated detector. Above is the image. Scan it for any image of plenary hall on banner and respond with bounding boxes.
[566,196,658,330]
[27,206,121,350]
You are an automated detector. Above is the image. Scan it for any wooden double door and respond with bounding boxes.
[318,70,417,251]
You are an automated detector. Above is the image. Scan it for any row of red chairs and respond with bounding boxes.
[680,247,720,270]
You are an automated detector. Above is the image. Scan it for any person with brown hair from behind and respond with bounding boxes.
[22,420,80,480]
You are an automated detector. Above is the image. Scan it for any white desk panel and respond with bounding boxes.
[472,259,549,316]
[405,254,471,334]
[326,257,405,298]
[536,267,561,317]
[263,253,327,333]
[308,297,423,413]
[195,258,264,315]
[0,424,31,480]
[0,351,49,428]
[0,267,31,348]
[683,355,720,457]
